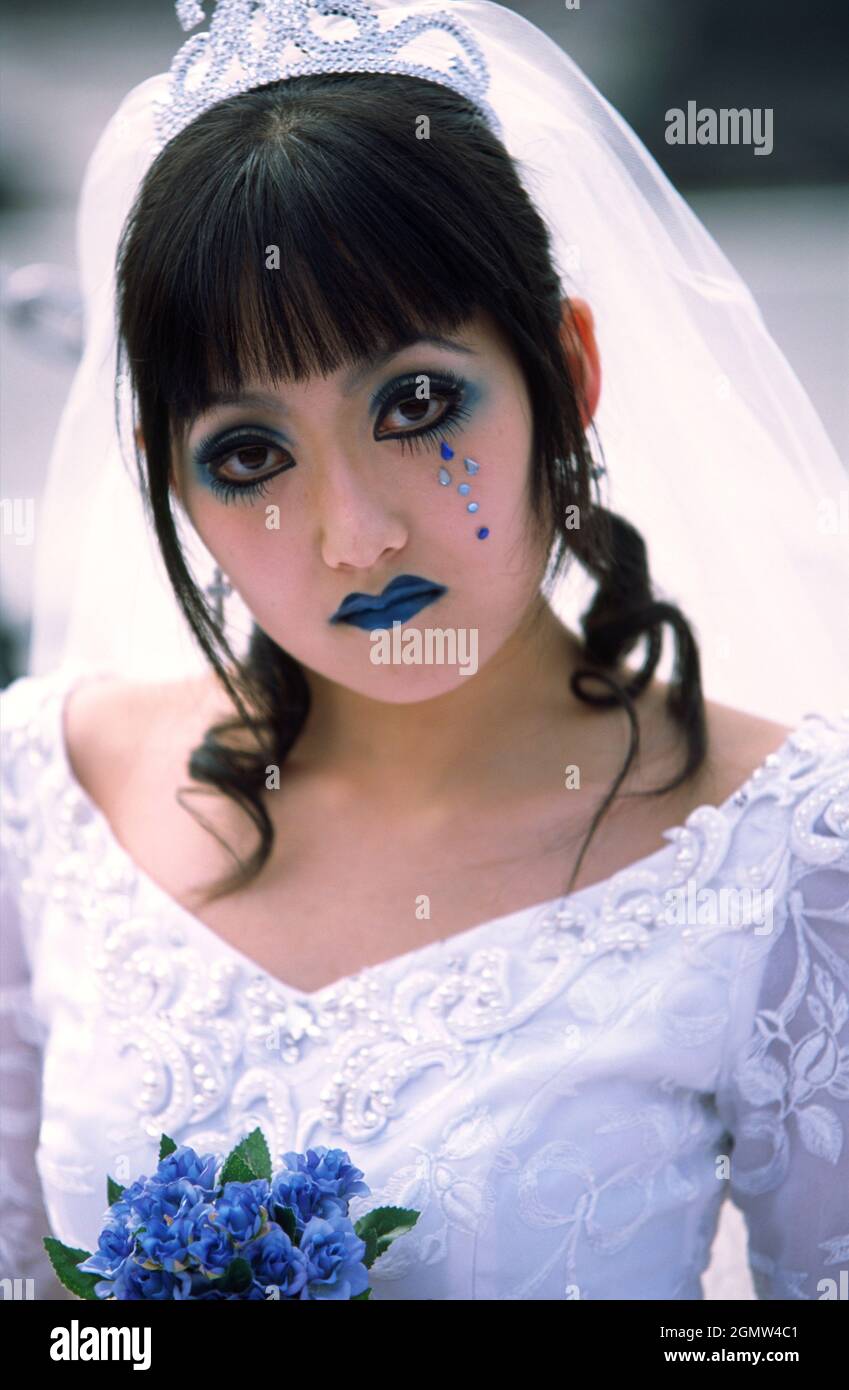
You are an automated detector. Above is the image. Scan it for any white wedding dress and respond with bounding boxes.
[2,665,848,1301]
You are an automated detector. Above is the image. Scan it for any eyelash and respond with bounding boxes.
[373,369,472,457]
[196,369,473,503]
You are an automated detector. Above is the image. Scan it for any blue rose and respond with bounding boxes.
[268,1170,318,1229]
[186,1213,237,1277]
[154,1144,219,1194]
[136,1191,213,1273]
[298,1213,369,1300]
[210,1179,271,1246]
[106,1145,217,1233]
[109,1173,210,1231]
[272,1147,370,1226]
[83,1140,375,1298]
[78,1219,135,1280]
[107,1176,154,1226]
[105,1259,191,1301]
[246,1223,309,1298]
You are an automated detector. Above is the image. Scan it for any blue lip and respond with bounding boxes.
[330,573,448,624]
[332,588,446,631]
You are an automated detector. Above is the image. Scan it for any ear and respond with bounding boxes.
[559,296,601,429]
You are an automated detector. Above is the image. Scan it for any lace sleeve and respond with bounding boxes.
[1,692,71,1300]
[715,781,849,1301]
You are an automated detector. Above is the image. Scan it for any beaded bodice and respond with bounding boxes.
[2,668,848,1300]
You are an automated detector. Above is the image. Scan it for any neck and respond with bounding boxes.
[291,597,598,811]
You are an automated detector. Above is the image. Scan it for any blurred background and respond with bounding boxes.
[0,0,846,1301]
[1,0,847,684]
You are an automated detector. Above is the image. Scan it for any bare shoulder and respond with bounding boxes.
[698,695,794,800]
[636,673,795,809]
[703,695,793,761]
[63,670,226,805]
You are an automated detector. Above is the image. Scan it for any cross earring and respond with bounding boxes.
[437,441,489,538]
[206,564,233,623]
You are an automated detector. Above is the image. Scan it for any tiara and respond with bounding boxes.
[152,0,502,151]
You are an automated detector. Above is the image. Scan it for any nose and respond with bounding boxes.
[316,456,409,572]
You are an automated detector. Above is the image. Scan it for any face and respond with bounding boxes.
[171,308,552,701]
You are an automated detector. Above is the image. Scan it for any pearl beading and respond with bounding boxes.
[154,0,503,153]
[3,673,848,1162]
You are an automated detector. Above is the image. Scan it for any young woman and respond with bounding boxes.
[2,0,847,1302]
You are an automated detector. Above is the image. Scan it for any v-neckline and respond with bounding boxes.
[45,664,798,1006]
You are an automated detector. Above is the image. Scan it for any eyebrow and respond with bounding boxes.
[202,335,477,414]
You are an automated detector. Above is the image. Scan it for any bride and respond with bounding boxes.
[1,0,847,1302]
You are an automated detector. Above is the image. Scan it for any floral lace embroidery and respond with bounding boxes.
[2,669,848,1298]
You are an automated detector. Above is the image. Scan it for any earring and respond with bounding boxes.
[206,564,233,623]
[437,441,489,538]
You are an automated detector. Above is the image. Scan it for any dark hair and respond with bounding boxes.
[115,70,707,905]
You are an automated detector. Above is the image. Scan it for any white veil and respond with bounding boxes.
[27,0,849,725]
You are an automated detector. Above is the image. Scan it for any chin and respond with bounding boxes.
[340,659,483,702]
[276,631,487,701]
[259,606,497,694]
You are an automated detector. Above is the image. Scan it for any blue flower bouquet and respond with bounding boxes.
[43,1128,419,1300]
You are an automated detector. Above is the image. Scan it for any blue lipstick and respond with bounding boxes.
[330,573,448,631]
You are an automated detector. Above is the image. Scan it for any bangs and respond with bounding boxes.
[119,75,505,426]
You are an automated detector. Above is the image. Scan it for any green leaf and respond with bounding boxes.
[220,1127,272,1185]
[159,1134,177,1161]
[218,1153,255,1186]
[242,1128,272,1180]
[273,1204,299,1243]
[107,1176,125,1206]
[217,1257,253,1295]
[351,1287,372,1300]
[43,1237,101,1301]
[353,1206,420,1269]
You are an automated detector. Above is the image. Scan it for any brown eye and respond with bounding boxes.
[375,393,452,437]
[214,442,290,483]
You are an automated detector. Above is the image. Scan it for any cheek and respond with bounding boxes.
[185,491,307,598]
[462,422,537,557]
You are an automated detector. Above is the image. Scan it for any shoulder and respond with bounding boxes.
[700,698,794,797]
[635,682,795,808]
[711,696,849,768]
[703,696,849,812]
[0,666,227,810]
[705,699,849,887]
[703,696,792,749]
[61,670,226,806]
[633,682,848,835]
